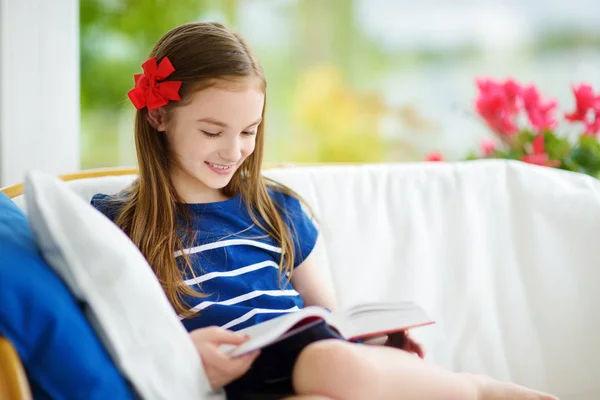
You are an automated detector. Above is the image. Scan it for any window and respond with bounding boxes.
[80,0,600,169]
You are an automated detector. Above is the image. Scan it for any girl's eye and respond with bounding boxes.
[201,130,221,138]
[242,131,257,136]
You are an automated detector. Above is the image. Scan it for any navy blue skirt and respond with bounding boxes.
[224,320,345,399]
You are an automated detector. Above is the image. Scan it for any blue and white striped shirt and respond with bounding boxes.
[91,189,318,332]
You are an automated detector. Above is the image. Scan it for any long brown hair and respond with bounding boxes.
[113,22,306,316]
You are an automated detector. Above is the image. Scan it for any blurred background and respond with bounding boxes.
[80,0,600,169]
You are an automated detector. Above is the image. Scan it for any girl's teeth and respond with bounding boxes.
[210,163,231,170]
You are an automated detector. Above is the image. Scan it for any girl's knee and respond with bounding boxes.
[292,339,372,397]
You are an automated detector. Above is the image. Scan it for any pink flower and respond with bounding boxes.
[585,113,600,136]
[503,79,522,112]
[476,78,497,92]
[480,139,496,156]
[475,81,518,136]
[521,134,560,167]
[563,84,600,136]
[425,151,444,162]
[565,84,597,122]
[522,153,547,165]
[532,131,545,153]
[522,85,557,133]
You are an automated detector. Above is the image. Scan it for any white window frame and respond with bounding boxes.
[0,0,80,187]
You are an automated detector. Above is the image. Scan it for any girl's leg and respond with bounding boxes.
[292,340,558,400]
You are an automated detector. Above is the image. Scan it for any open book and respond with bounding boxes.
[223,302,434,357]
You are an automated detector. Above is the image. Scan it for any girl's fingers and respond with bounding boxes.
[201,343,239,372]
[408,339,426,359]
[191,326,249,345]
[202,343,260,376]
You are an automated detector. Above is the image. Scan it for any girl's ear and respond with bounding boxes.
[147,108,168,131]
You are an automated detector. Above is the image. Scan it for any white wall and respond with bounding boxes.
[0,0,79,187]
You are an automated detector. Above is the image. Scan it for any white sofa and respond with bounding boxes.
[12,159,600,399]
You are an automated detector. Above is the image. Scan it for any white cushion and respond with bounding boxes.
[24,171,220,400]
[12,174,138,212]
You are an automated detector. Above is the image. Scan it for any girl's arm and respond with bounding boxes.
[290,252,338,311]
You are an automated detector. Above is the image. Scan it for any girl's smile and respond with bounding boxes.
[205,161,236,175]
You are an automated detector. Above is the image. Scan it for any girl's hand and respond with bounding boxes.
[384,330,426,359]
[189,326,260,389]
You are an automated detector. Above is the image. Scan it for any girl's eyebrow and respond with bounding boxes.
[197,117,262,129]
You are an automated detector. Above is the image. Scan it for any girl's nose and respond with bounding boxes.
[218,137,242,163]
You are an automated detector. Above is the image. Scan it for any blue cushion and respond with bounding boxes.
[0,192,134,400]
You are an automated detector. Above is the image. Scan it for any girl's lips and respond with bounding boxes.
[205,161,235,175]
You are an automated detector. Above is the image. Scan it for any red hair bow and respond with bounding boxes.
[127,57,182,110]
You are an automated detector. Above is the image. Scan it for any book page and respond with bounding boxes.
[337,302,434,340]
[222,306,334,357]
[219,302,433,356]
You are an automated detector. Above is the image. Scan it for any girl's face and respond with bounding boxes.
[158,79,264,203]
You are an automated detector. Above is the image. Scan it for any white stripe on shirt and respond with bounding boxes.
[175,239,282,258]
[221,306,300,330]
[183,260,280,286]
[187,289,300,314]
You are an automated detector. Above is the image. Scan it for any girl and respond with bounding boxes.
[91,22,558,400]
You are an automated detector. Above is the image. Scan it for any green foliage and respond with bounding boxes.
[569,135,600,177]
[469,130,600,178]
